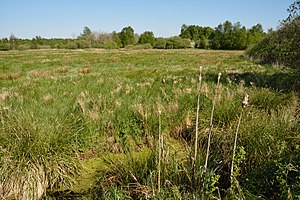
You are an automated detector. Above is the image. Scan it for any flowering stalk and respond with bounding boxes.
[204,72,222,170]
[230,94,249,181]
[194,66,203,174]
[157,106,162,193]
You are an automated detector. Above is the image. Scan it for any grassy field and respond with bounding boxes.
[0,49,299,199]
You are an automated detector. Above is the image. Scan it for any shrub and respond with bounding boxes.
[103,41,119,49]
[132,43,153,50]
[154,38,167,49]
[0,42,10,51]
[18,44,31,51]
[246,17,300,70]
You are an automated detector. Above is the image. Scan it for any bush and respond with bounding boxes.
[132,43,153,50]
[166,37,191,49]
[18,44,31,51]
[0,42,10,51]
[154,38,167,49]
[246,17,300,69]
[65,41,78,49]
[103,41,119,49]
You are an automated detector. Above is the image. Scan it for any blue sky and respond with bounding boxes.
[0,0,294,39]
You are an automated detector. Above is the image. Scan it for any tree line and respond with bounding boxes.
[0,21,266,51]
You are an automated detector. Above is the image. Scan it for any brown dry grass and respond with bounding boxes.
[0,72,21,80]
[78,67,92,74]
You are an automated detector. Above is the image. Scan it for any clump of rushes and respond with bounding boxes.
[0,111,80,199]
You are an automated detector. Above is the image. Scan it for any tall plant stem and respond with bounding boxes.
[231,94,248,187]
[193,66,203,177]
[204,72,221,170]
[230,110,243,180]
[158,107,162,193]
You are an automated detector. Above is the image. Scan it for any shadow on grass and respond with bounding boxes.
[204,71,300,93]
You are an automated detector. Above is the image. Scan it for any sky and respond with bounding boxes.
[0,0,295,39]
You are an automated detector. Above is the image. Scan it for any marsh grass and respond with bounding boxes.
[0,109,80,199]
[0,49,299,199]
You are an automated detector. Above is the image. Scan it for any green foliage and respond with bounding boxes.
[166,36,191,49]
[120,26,136,47]
[139,31,155,46]
[78,27,94,48]
[0,22,266,51]
[229,147,246,199]
[154,38,167,49]
[246,17,300,70]
[181,21,265,50]
[180,24,213,43]
[112,31,122,48]
[65,41,78,49]
[0,39,10,51]
[284,0,300,23]
[131,43,153,50]
[103,41,119,49]
[17,44,31,51]
[246,1,300,72]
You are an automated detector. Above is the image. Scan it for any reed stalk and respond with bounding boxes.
[204,72,222,170]
[193,66,203,184]
[157,107,162,193]
[230,94,249,184]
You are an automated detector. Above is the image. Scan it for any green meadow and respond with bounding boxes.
[0,49,299,199]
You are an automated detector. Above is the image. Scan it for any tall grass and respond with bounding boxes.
[0,108,80,199]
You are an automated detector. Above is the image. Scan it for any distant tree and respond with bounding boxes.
[180,25,214,49]
[30,38,38,49]
[210,24,222,49]
[78,26,95,48]
[247,24,265,46]
[138,31,155,46]
[209,20,258,50]
[232,25,247,50]
[65,41,78,49]
[112,31,122,48]
[222,21,234,49]
[181,24,188,33]
[120,26,135,47]
[103,41,119,49]
[166,36,191,49]
[77,39,91,49]
[0,38,10,51]
[9,34,18,50]
[198,35,210,49]
[154,38,167,49]
[284,0,300,23]
[95,32,113,47]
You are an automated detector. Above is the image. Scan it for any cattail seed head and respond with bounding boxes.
[217,72,222,83]
[242,94,249,107]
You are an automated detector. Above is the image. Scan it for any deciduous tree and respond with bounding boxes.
[120,26,135,47]
[138,31,155,46]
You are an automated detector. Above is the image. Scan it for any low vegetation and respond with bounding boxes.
[0,49,299,199]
